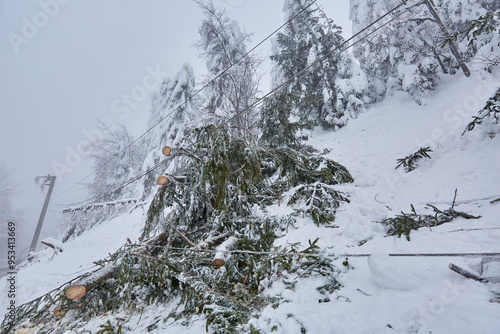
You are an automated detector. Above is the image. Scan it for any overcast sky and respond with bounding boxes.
[0,0,351,256]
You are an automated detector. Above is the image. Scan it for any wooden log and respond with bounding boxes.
[53,307,67,317]
[156,176,168,185]
[213,236,238,267]
[66,265,116,300]
[172,175,188,183]
[66,231,171,300]
[66,285,86,300]
[449,263,489,283]
[162,146,172,156]
[41,237,64,252]
[195,233,231,250]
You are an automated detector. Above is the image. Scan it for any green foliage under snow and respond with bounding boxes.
[380,204,481,241]
[442,10,500,49]
[2,125,352,334]
[395,147,433,172]
[462,87,500,137]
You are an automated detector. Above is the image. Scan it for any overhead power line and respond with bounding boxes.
[54,0,412,208]
[222,0,411,127]
[52,156,172,207]
[52,0,319,201]
[160,247,500,259]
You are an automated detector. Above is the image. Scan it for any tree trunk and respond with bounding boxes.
[212,236,238,267]
[66,265,116,300]
[423,0,470,77]
[432,48,448,74]
[195,233,231,249]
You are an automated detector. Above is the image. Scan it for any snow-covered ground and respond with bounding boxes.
[252,69,500,333]
[2,70,500,333]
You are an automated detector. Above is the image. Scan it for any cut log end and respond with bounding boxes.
[53,307,67,317]
[66,285,86,300]
[162,146,172,156]
[212,236,237,268]
[213,258,225,267]
[156,176,168,185]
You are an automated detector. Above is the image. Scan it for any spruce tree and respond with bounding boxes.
[443,8,500,71]
[263,0,366,138]
[350,0,440,104]
[4,123,354,334]
[349,0,488,104]
[196,1,260,137]
[271,0,342,127]
[140,63,197,198]
[258,91,301,148]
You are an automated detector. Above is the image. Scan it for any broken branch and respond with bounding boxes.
[449,263,489,283]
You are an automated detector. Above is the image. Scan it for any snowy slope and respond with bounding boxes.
[256,69,500,333]
[2,70,500,333]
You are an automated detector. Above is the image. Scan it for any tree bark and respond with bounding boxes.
[432,49,448,74]
[195,233,231,249]
[423,0,470,77]
[449,263,489,283]
[66,265,116,300]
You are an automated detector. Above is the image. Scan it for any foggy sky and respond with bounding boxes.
[0,0,351,258]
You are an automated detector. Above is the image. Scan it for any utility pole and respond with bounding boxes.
[423,0,471,77]
[28,175,57,255]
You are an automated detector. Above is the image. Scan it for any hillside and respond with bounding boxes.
[2,68,500,333]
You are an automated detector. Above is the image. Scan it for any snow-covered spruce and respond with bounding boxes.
[139,63,198,198]
[2,124,353,333]
[85,122,146,203]
[349,0,487,104]
[462,87,500,137]
[196,1,260,138]
[265,0,367,133]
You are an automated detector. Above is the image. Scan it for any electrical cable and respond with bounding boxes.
[220,0,411,128]
[132,245,500,258]
[52,0,319,201]
[52,155,173,207]
[53,0,412,208]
